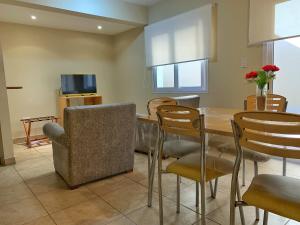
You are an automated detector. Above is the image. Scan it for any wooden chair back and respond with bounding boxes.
[244,94,287,112]
[147,97,177,116]
[233,111,300,159]
[156,105,204,138]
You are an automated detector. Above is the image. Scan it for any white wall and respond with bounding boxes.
[113,28,151,113]
[0,44,14,163]
[0,22,117,138]
[113,0,263,113]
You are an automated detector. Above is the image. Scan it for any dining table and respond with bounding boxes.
[137,107,243,207]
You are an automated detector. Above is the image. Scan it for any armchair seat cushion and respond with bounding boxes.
[243,174,300,222]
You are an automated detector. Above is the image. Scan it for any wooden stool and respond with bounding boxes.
[21,116,58,148]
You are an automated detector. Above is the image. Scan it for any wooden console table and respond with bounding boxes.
[58,95,102,125]
[21,116,58,148]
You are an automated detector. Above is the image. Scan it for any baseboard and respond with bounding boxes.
[0,157,16,166]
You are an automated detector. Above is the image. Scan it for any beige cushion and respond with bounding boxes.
[166,152,234,182]
[243,174,300,222]
[163,139,201,158]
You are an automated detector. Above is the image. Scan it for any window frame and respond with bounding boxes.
[152,59,209,94]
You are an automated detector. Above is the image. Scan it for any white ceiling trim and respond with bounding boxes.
[0,3,138,35]
[120,0,161,6]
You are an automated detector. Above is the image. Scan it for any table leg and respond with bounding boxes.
[148,125,159,207]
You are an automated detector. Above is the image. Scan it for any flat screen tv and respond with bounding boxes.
[61,74,97,95]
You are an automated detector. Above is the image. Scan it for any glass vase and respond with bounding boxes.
[256,85,268,111]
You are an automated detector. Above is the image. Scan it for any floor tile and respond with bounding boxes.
[51,198,121,225]
[126,196,201,225]
[0,198,47,225]
[87,175,136,197]
[23,215,56,225]
[14,157,53,172]
[101,182,148,214]
[26,173,68,195]
[206,203,288,225]
[0,166,23,188]
[124,168,148,183]
[14,149,43,163]
[36,186,97,213]
[166,182,230,215]
[0,182,34,205]
[35,145,53,158]
[106,216,136,225]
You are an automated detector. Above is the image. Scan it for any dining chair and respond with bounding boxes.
[210,94,288,220]
[145,97,203,207]
[244,94,287,113]
[230,111,300,225]
[157,105,245,225]
[210,94,288,184]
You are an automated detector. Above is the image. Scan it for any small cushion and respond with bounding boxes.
[166,153,234,182]
[209,136,270,162]
[243,174,300,222]
[163,139,201,158]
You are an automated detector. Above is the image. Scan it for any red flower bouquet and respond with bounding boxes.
[245,65,280,110]
[245,64,280,91]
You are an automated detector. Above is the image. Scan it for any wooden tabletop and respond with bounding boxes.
[137,107,243,137]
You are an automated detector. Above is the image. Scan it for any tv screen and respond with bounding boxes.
[61,74,97,95]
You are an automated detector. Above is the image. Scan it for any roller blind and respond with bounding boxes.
[249,0,300,45]
[144,4,215,67]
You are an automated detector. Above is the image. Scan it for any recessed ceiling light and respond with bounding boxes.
[31,15,37,20]
[97,25,102,30]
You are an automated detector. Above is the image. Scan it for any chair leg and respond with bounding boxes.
[200,179,206,225]
[213,178,218,198]
[176,175,180,213]
[254,161,259,221]
[236,181,245,225]
[209,179,219,199]
[263,211,269,225]
[242,158,246,186]
[283,157,287,176]
[147,150,151,184]
[230,178,237,225]
[196,182,199,208]
[157,145,163,225]
[209,181,214,198]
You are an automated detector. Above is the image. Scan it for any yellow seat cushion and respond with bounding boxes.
[166,153,234,182]
[243,174,300,222]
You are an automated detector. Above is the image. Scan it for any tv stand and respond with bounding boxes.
[58,94,102,125]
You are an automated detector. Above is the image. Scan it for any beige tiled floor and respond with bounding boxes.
[1,144,300,225]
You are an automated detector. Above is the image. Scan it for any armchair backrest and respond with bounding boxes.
[63,103,136,164]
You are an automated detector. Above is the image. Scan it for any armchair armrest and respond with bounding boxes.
[43,123,68,147]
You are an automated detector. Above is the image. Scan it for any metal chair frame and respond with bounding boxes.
[230,111,300,225]
[146,97,217,207]
[157,105,245,225]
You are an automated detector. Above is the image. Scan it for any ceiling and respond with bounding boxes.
[121,0,161,6]
[0,3,138,35]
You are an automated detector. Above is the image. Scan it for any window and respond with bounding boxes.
[152,60,208,93]
[273,36,300,113]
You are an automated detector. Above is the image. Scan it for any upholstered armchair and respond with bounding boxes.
[43,103,136,188]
